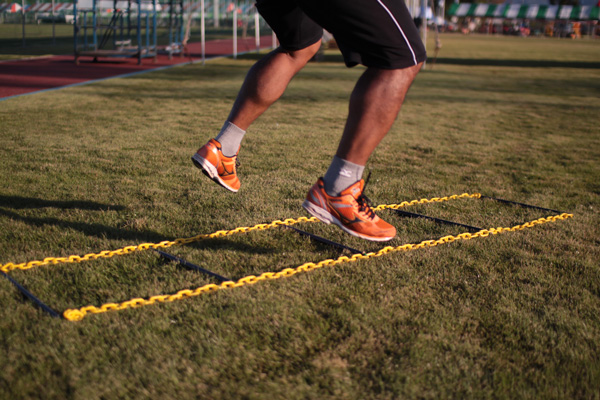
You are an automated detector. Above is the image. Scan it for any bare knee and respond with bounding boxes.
[405,62,424,79]
[386,62,423,82]
[364,62,423,95]
[280,40,322,67]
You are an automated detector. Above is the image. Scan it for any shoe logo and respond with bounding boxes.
[327,199,365,226]
[340,214,363,226]
[220,161,235,176]
[310,191,326,208]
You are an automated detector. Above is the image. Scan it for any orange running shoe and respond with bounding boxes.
[191,139,240,192]
[302,177,396,242]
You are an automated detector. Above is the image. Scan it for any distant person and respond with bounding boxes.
[191,0,426,242]
[564,22,573,38]
[572,22,581,39]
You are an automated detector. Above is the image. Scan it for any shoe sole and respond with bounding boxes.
[191,153,238,193]
[302,199,394,242]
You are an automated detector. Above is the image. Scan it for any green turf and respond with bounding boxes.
[0,34,599,399]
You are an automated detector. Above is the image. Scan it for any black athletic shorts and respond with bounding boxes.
[255,0,427,69]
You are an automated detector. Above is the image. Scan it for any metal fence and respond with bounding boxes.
[0,0,273,55]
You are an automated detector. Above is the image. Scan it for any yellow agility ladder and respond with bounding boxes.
[0,193,573,321]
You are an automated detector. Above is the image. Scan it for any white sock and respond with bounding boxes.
[215,121,246,157]
[323,156,365,197]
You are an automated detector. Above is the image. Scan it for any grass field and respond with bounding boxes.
[1,34,599,399]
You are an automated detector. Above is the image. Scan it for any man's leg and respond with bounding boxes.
[227,40,322,131]
[303,63,422,242]
[192,41,321,192]
[338,64,422,165]
[323,63,422,196]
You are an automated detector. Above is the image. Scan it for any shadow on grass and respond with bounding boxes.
[432,57,600,69]
[237,51,347,64]
[240,52,600,69]
[0,207,172,244]
[1,207,274,254]
[0,195,273,255]
[0,37,74,57]
[0,195,125,211]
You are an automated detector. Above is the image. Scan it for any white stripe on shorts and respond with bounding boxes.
[375,0,419,65]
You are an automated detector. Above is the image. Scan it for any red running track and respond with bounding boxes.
[0,36,275,100]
